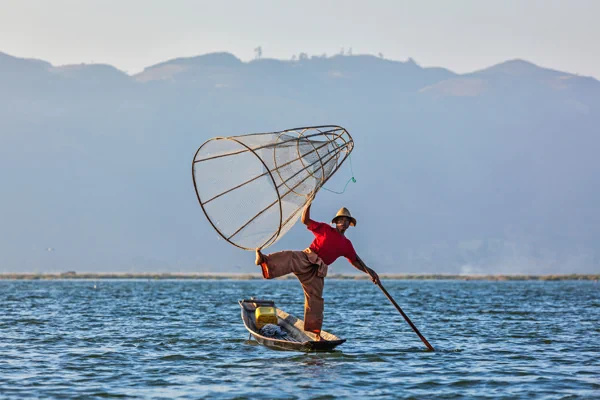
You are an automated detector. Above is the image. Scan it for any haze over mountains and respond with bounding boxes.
[1,51,599,274]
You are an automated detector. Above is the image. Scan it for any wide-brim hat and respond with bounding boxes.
[331,207,357,227]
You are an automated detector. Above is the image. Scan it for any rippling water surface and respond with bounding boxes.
[1,280,599,399]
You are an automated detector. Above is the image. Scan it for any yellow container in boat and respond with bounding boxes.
[255,306,278,329]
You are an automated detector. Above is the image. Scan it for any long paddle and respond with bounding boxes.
[358,256,435,351]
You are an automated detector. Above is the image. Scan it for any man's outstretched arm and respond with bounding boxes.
[351,255,380,284]
[301,197,314,226]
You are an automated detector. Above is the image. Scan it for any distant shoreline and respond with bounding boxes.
[0,273,598,281]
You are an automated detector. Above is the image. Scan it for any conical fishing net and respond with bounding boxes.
[192,125,354,250]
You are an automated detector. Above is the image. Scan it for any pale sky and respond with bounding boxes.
[0,0,598,78]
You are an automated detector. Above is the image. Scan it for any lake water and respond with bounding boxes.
[1,279,598,399]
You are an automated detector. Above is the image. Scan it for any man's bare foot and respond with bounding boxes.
[255,249,264,266]
[314,333,327,342]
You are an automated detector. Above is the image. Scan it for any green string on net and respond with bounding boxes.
[321,154,356,194]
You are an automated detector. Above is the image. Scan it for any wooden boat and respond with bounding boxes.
[239,299,346,351]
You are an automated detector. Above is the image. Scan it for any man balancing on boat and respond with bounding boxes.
[254,198,380,341]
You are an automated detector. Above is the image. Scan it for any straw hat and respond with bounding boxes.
[331,207,357,227]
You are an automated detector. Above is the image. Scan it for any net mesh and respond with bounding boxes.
[192,125,354,250]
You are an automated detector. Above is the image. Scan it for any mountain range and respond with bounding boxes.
[1,51,599,274]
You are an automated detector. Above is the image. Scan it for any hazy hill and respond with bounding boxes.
[1,51,598,274]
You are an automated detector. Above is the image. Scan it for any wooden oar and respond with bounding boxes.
[358,257,435,351]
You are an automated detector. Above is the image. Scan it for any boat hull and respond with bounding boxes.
[239,299,346,352]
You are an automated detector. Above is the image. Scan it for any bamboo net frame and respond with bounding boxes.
[192,125,354,250]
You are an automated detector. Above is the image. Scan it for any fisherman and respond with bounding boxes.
[255,197,380,341]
